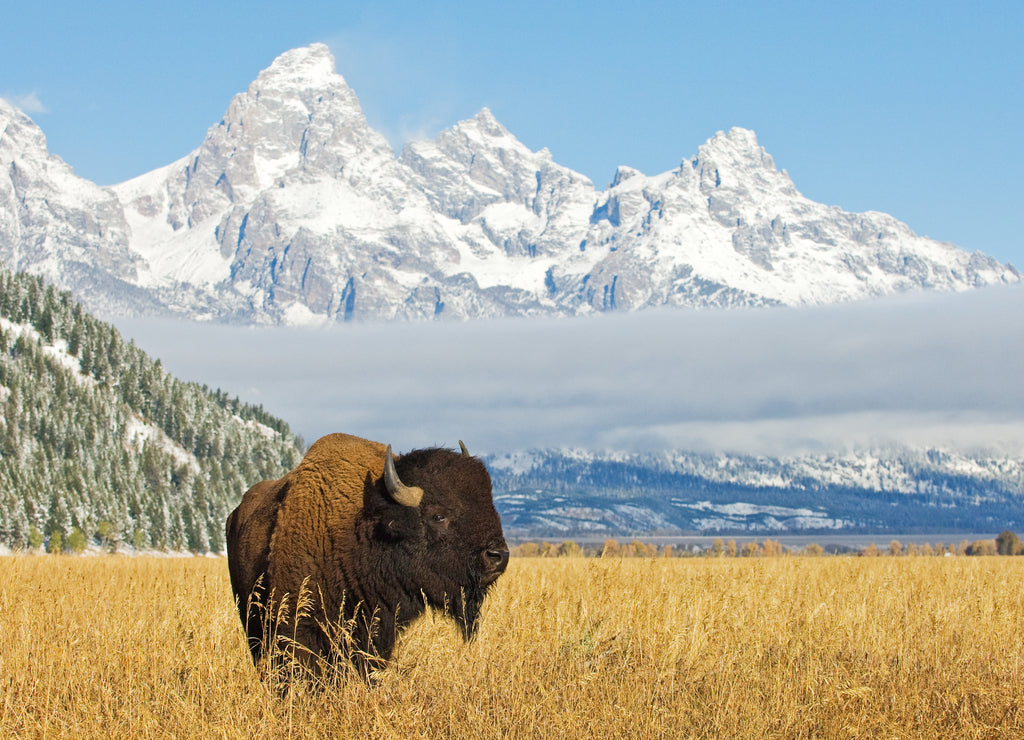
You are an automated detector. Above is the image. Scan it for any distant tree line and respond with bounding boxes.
[0,268,305,552]
[510,531,1024,558]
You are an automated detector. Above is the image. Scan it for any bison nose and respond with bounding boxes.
[483,548,510,574]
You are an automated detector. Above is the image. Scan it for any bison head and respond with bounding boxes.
[371,442,509,639]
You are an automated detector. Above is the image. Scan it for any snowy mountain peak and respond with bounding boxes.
[693,127,790,190]
[401,106,592,232]
[110,41,407,298]
[256,43,340,90]
[686,127,802,240]
[434,107,548,166]
[699,127,771,164]
[706,126,765,155]
[0,98,154,315]
[210,44,379,188]
[241,44,366,126]
[1,97,48,157]
[610,165,644,188]
[468,107,508,137]
[1,46,1020,325]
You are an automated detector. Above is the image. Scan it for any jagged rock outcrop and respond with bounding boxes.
[1,44,1018,324]
[0,98,166,315]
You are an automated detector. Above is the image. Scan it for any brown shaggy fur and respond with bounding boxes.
[226,433,508,678]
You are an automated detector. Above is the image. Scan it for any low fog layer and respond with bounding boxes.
[113,286,1024,457]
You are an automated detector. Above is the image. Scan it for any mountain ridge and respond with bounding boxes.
[1,43,1018,324]
[488,445,1024,537]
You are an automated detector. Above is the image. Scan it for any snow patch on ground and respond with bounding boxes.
[676,500,821,518]
[1,317,91,386]
[123,413,200,473]
[234,414,278,440]
[670,500,852,530]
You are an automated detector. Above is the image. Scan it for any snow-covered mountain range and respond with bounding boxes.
[488,446,1024,537]
[2,44,1017,324]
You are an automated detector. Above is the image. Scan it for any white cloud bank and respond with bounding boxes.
[113,285,1024,457]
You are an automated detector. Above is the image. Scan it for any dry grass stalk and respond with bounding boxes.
[1,555,1022,738]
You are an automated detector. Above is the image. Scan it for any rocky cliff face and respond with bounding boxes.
[2,44,1018,324]
[0,98,165,315]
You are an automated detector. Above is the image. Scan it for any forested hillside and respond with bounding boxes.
[0,268,304,552]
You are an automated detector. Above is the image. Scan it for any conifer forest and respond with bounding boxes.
[0,267,304,552]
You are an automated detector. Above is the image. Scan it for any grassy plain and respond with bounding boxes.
[1,554,1022,738]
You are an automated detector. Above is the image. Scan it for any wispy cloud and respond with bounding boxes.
[319,32,461,152]
[112,285,1024,457]
[4,92,47,114]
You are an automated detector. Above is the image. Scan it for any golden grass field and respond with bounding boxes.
[1,554,1022,739]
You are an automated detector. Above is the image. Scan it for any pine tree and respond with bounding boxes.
[0,264,304,552]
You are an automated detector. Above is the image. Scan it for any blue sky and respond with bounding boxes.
[1,0,1021,267]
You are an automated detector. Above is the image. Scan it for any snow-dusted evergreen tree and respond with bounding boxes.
[0,267,304,551]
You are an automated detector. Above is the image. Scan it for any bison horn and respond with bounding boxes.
[384,445,423,508]
[459,440,470,457]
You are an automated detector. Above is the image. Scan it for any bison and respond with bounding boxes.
[225,433,509,679]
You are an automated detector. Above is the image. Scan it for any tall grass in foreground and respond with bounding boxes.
[1,555,1022,738]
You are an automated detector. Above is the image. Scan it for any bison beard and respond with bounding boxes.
[452,580,488,642]
[225,433,509,681]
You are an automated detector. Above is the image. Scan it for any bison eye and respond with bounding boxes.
[432,513,447,523]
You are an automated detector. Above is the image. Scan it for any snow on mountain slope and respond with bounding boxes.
[0,314,201,472]
[488,445,1024,535]
[0,98,167,316]
[113,155,227,289]
[3,44,1020,324]
[557,127,1017,312]
[113,44,511,323]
